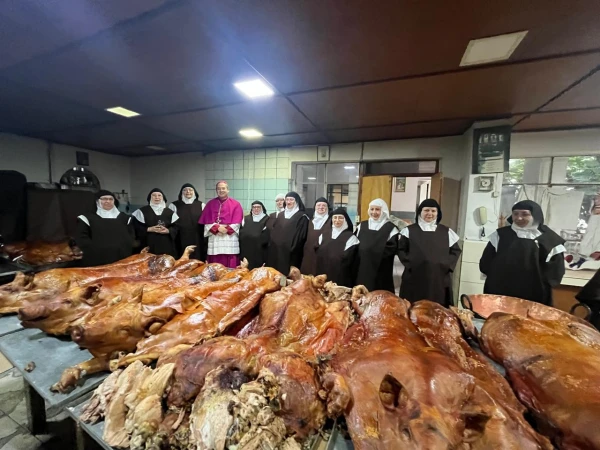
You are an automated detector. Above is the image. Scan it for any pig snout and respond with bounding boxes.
[70,325,85,343]
[18,305,49,322]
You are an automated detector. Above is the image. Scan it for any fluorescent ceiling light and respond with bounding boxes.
[105,106,140,117]
[460,31,528,67]
[308,177,316,180]
[146,146,165,151]
[344,165,355,170]
[239,128,263,139]
[234,79,274,98]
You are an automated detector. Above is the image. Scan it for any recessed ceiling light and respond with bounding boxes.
[308,177,316,180]
[460,31,528,67]
[234,79,274,98]
[239,128,263,139]
[146,146,165,151]
[344,166,355,170]
[105,106,141,117]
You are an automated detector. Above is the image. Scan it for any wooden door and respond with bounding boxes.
[359,175,392,221]
[430,172,442,203]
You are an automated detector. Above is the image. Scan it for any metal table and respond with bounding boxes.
[0,314,23,337]
[0,328,107,434]
[66,395,112,450]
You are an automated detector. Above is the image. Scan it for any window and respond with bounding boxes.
[502,156,600,258]
[327,184,349,209]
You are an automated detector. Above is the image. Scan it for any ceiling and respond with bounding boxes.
[1,0,600,157]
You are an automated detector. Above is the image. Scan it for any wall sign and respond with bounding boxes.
[76,151,90,166]
[472,126,511,174]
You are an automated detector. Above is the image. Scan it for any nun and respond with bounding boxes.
[268,192,309,275]
[300,197,331,275]
[132,188,178,256]
[397,199,462,306]
[355,199,399,292]
[315,208,360,287]
[239,201,270,269]
[168,183,205,260]
[480,200,566,305]
[267,193,286,232]
[76,190,134,266]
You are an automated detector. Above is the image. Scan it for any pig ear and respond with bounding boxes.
[141,247,150,253]
[379,374,410,411]
[180,295,197,312]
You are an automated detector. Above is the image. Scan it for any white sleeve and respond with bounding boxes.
[127,217,131,225]
[448,228,460,247]
[488,231,499,250]
[399,227,409,239]
[242,218,245,227]
[344,235,360,251]
[355,223,361,234]
[171,212,179,223]
[168,203,177,213]
[77,215,90,226]
[546,244,567,263]
[318,235,323,245]
[201,202,206,210]
[204,224,215,238]
[132,209,145,224]
[230,224,240,235]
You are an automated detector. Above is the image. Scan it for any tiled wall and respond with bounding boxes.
[204,148,291,213]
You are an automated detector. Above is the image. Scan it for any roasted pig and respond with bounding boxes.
[1,239,83,266]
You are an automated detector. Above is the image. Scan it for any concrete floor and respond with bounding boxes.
[0,367,72,450]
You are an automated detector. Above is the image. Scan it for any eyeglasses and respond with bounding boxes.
[99,197,114,202]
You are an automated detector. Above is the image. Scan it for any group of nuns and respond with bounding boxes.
[77,186,567,308]
[76,185,206,266]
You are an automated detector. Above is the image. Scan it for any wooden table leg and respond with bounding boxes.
[24,382,46,434]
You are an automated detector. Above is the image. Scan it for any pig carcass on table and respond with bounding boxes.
[0,248,178,315]
[1,239,83,266]
[409,301,551,449]
[481,311,600,450]
[51,265,251,393]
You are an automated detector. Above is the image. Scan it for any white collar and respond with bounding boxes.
[252,212,266,222]
[418,216,437,232]
[150,200,166,215]
[96,201,120,219]
[332,220,348,239]
[511,223,542,240]
[182,196,195,205]
[312,212,329,230]
[284,205,299,219]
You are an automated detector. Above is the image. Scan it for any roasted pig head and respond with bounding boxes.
[2,239,83,265]
[18,284,104,335]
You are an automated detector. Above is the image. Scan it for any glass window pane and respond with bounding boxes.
[296,164,325,183]
[326,163,359,183]
[365,160,437,176]
[503,158,551,184]
[551,156,600,184]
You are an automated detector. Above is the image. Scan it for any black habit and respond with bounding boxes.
[480,226,565,305]
[301,220,331,275]
[77,213,134,267]
[316,227,359,287]
[397,223,462,306]
[356,221,398,292]
[267,210,309,276]
[172,199,205,260]
[240,214,270,269]
[133,206,178,257]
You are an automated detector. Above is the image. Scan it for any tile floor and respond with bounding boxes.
[0,368,73,450]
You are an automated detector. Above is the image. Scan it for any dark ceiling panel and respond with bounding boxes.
[0,0,170,70]
[290,54,600,130]
[109,141,207,157]
[0,2,258,115]
[513,109,600,131]
[199,0,600,93]
[0,77,115,133]
[33,121,185,150]
[541,70,600,111]
[326,120,472,143]
[204,132,329,150]
[139,97,316,141]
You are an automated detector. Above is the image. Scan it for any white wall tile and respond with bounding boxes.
[255,159,266,169]
[277,157,288,169]
[265,149,277,158]
[254,149,266,158]
[265,168,277,178]
[265,158,277,169]
[277,148,290,157]
[458,282,485,297]
[460,261,485,284]
[234,159,244,170]
[223,161,233,170]
[255,169,265,179]
[462,240,488,263]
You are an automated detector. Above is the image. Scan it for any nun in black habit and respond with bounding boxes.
[480,200,566,305]
[239,201,270,270]
[76,190,135,267]
[168,183,205,260]
[397,199,462,306]
[355,198,399,292]
[267,192,309,276]
[132,188,178,257]
[267,193,286,232]
[300,197,332,275]
[315,208,360,287]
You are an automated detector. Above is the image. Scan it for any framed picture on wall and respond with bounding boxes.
[394,177,406,192]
